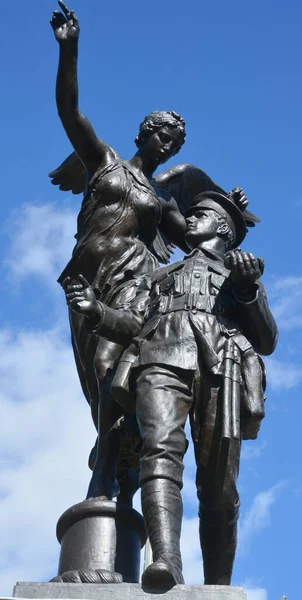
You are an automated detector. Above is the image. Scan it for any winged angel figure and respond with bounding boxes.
[50,1,259,504]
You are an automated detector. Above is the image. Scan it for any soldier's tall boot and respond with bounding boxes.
[141,478,185,588]
[199,509,239,585]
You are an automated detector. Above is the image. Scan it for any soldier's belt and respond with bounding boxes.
[149,293,234,315]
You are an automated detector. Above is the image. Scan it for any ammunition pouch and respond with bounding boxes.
[240,350,266,440]
[148,292,235,318]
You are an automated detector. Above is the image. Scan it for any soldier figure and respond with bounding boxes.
[64,191,278,588]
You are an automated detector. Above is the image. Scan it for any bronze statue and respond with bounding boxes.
[49,1,257,505]
[64,191,278,588]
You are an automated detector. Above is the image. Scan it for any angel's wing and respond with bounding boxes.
[49,151,87,195]
[48,146,121,195]
[155,163,260,223]
[157,160,259,226]
[155,163,226,212]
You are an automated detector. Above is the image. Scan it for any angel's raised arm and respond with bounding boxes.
[50,2,114,175]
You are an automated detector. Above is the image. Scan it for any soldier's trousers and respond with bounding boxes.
[136,364,240,518]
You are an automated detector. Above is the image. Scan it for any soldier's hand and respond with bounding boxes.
[62,274,103,319]
[224,250,264,292]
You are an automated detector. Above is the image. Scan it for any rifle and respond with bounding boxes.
[222,338,241,446]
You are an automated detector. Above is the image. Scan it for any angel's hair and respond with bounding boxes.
[135,111,186,155]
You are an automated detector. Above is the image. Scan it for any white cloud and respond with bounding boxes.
[4,203,77,290]
[241,441,267,461]
[266,357,302,390]
[238,481,287,555]
[268,276,302,331]
[244,587,267,600]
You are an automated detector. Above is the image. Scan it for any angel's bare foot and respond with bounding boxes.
[50,569,123,584]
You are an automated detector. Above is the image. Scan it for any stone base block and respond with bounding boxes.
[12,582,247,599]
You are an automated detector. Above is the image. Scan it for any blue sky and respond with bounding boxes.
[1,1,301,598]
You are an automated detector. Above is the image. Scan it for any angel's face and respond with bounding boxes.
[141,126,182,166]
[185,208,219,248]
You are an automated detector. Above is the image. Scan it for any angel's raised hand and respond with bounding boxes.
[50,1,79,44]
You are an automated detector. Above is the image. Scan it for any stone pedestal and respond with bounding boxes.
[12,582,247,600]
[52,499,146,584]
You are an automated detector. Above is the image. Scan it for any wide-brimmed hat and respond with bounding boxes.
[186,191,247,248]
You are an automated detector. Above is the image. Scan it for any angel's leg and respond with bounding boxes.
[86,339,123,500]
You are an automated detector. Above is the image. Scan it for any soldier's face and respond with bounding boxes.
[185,208,219,247]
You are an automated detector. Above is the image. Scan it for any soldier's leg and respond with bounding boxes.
[193,380,240,585]
[136,365,194,587]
